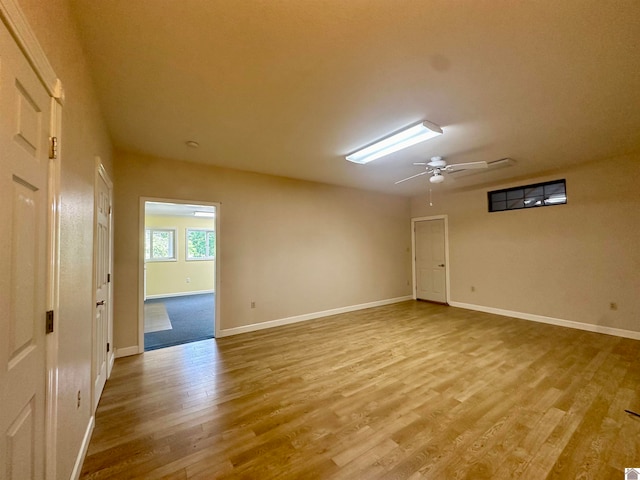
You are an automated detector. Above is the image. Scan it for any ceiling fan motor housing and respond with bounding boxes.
[428,156,447,168]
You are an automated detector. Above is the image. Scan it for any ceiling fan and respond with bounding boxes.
[395,156,488,184]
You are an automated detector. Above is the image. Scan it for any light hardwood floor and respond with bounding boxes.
[80,301,640,479]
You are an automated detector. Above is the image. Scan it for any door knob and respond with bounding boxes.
[438,264,445,267]
[96,300,105,307]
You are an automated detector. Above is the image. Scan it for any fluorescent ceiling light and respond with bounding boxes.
[194,211,215,217]
[346,120,443,164]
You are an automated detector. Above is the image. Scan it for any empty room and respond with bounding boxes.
[0,1,638,479]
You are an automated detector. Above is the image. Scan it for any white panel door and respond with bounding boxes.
[415,219,447,303]
[0,20,52,480]
[93,168,111,409]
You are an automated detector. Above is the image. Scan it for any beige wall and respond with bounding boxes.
[145,214,215,296]
[114,151,412,349]
[17,0,113,478]
[411,154,640,334]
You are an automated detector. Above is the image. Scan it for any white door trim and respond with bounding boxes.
[411,215,450,304]
[138,197,221,353]
[0,0,63,101]
[45,96,62,480]
[0,2,63,479]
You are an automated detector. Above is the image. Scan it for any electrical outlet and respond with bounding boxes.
[251,301,256,309]
[186,277,191,283]
[610,302,618,311]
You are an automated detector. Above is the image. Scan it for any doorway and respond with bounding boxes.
[140,200,219,351]
[412,216,449,304]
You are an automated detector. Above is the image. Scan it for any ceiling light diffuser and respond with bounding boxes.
[346,120,443,164]
[194,211,215,217]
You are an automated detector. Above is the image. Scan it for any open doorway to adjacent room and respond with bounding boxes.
[142,200,218,351]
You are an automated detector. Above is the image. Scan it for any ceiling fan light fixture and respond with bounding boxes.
[346,120,443,164]
[430,172,445,183]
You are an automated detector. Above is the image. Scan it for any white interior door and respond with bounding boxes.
[93,165,112,409]
[0,20,52,480]
[415,218,447,303]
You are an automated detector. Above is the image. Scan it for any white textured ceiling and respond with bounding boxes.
[145,201,215,217]
[70,0,640,196]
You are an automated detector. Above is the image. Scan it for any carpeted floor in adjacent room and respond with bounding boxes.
[144,293,215,351]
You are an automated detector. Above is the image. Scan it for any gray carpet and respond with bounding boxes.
[144,293,214,351]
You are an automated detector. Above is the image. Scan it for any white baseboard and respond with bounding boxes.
[145,289,214,300]
[449,301,640,340]
[115,345,140,358]
[70,415,94,480]
[217,296,413,338]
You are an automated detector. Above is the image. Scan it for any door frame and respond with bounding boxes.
[45,95,62,480]
[411,215,450,304]
[0,1,64,479]
[138,197,221,353]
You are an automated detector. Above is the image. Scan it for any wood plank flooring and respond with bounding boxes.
[80,301,640,479]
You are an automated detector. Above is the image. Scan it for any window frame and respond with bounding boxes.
[185,228,216,261]
[488,179,567,213]
[144,227,177,262]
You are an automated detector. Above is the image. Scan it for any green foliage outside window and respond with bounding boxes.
[187,229,215,260]
[145,229,176,260]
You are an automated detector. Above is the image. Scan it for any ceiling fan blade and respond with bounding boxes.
[412,162,428,166]
[394,171,428,184]
[445,161,488,171]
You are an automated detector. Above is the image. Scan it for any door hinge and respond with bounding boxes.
[107,273,111,283]
[46,310,54,334]
[107,342,110,353]
[49,137,58,159]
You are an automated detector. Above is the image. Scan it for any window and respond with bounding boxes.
[186,229,216,260]
[145,228,176,261]
[489,179,567,212]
